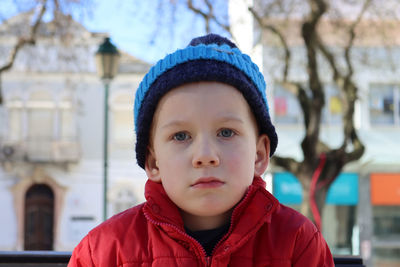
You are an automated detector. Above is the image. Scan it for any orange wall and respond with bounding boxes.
[371,173,400,205]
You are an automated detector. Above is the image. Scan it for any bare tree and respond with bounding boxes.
[153,0,400,228]
[0,0,92,105]
[256,0,368,228]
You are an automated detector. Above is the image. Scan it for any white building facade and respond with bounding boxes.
[0,12,150,251]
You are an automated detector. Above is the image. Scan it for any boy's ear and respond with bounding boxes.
[145,148,161,183]
[254,134,270,177]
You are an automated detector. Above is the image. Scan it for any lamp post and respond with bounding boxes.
[95,37,120,221]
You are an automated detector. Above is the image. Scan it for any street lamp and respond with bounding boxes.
[95,37,120,221]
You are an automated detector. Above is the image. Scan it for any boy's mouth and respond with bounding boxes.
[191,177,225,189]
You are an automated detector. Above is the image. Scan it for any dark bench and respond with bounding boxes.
[0,251,365,266]
[334,256,365,267]
[0,251,71,267]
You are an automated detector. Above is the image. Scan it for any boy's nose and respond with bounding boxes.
[192,137,220,168]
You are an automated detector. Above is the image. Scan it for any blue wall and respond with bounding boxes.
[273,172,359,205]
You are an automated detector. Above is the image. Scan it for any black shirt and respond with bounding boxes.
[185,223,230,256]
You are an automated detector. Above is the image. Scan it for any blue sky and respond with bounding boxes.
[79,1,229,63]
[0,0,228,63]
[80,0,194,63]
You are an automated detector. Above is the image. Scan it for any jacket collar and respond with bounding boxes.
[143,176,279,234]
[144,179,185,227]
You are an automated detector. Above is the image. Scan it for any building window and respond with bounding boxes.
[5,97,23,143]
[274,83,303,124]
[3,89,78,162]
[322,84,343,125]
[59,95,76,141]
[111,92,135,146]
[4,90,77,144]
[369,84,400,125]
[27,90,55,142]
[373,206,400,238]
[23,90,55,160]
[274,83,342,125]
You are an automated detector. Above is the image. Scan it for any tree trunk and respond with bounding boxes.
[294,151,347,230]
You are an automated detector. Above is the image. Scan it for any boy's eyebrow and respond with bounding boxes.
[160,120,188,130]
[217,115,245,124]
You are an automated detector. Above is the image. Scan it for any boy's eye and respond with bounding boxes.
[173,132,189,141]
[218,129,234,138]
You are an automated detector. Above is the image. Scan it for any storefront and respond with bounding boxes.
[273,172,359,255]
[370,173,400,267]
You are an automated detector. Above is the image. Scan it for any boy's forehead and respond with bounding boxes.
[153,81,257,127]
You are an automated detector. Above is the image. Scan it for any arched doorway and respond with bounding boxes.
[24,184,54,250]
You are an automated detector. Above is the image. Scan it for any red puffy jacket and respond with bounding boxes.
[69,176,334,267]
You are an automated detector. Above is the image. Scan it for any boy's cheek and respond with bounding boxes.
[223,154,249,172]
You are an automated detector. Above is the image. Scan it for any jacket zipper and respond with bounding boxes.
[144,210,211,266]
[205,256,211,266]
[209,186,255,256]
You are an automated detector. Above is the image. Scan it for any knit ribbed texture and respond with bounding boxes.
[134,44,268,128]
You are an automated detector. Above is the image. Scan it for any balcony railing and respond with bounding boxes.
[0,140,80,163]
[0,251,365,266]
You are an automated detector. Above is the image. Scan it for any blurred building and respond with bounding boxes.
[0,12,150,251]
[230,1,400,267]
[1,5,400,267]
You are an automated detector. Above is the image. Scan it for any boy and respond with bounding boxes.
[69,34,334,266]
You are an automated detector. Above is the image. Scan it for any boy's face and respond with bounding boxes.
[145,82,270,230]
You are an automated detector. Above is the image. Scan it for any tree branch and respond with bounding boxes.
[341,0,370,151]
[317,0,371,84]
[187,0,231,34]
[300,0,327,162]
[0,1,47,73]
[314,1,368,165]
[344,0,371,78]
[344,129,365,163]
[296,83,310,129]
[187,0,210,32]
[249,6,291,81]
[271,156,300,174]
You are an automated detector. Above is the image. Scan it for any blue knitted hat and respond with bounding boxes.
[134,34,277,169]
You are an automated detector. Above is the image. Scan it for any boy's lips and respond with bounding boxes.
[191,177,225,189]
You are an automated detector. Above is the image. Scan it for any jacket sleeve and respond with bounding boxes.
[292,230,334,267]
[68,235,96,267]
